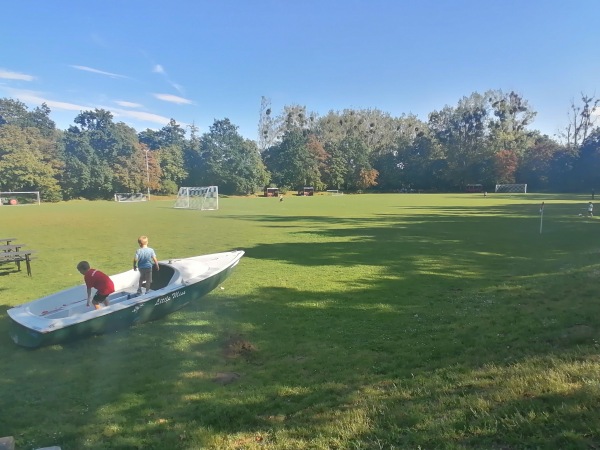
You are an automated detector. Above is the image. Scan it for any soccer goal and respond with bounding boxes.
[174,186,219,210]
[114,193,148,202]
[326,189,344,196]
[0,191,41,206]
[495,184,527,193]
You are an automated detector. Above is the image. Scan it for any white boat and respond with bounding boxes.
[8,250,244,348]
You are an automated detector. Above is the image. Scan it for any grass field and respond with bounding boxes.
[1,193,600,450]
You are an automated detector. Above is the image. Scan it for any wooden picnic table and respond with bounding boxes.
[0,238,17,245]
[0,249,35,276]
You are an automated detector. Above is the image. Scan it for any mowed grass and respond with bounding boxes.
[1,193,600,449]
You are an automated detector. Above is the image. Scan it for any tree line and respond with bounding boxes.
[0,90,598,202]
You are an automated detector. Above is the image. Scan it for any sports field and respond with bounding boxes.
[1,193,600,449]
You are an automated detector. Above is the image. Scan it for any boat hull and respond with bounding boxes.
[8,251,243,348]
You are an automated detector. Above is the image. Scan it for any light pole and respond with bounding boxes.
[144,148,151,200]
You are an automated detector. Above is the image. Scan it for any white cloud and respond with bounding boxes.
[112,109,172,125]
[115,100,142,108]
[9,89,86,111]
[70,65,127,79]
[3,88,177,129]
[153,93,193,105]
[151,63,185,95]
[0,69,35,81]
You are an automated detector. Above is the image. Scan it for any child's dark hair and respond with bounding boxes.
[77,261,90,272]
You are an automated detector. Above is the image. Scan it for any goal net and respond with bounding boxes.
[495,184,527,193]
[0,191,41,206]
[326,189,344,196]
[114,193,148,202]
[174,186,219,210]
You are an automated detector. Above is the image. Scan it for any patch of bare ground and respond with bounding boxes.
[222,333,257,360]
[213,333,258,385]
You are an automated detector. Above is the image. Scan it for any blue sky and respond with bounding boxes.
[1,0,598,141]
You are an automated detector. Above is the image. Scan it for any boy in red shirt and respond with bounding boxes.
[77,261,115,310]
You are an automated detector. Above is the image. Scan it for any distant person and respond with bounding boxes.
[483,191,487,197]
[588,202,594,217]
[279,194,284,202]
[77,261,114,310]
[592,189,595,200]
[133,235,159,294]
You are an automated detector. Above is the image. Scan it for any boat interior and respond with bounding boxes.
[39,264,176,319]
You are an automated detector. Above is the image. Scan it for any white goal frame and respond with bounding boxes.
[174,186,219,210]
[495,184,527,193]
[326,189,344,196]
[114,193,148,202]
[0,191,41,206]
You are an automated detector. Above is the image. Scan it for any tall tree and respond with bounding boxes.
[157,144,187,194]
[572,128,600,192]
[336,136,377,191]
[112,143,162,194]
[61,129,113,199]
[0,98,30,126]
[429,93,493,188]
[517,134,563,192]
[198,119,269,194]
[0,125,62,201]
[258,96,276,152]
[183,123,202,187]
[0,98,57,138]
[488,90,536,152]
[263,129,322,190]
[560,94,599,149]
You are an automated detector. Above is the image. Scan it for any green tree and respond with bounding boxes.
[112,144,161,194]
[0,125,62,201]
[263,129,322,190]
[572,128,600,192]
[62,126,113,199]
[198,119,269,195]
[517,134,562,192]
[322,141,347,190]
[64,109,145,198]
[157,145,187,194]
[429,93,493,189]
[338,136,376,191]
[140,119,186,150]
[0,98,57,138]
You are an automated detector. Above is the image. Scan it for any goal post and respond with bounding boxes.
[114,193,148,202]
[494,184,527,193]
[326,189,343,196]
[0,191,41,206]
[174,186,219,210]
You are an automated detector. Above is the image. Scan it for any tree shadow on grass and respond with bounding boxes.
[2,201,600,448]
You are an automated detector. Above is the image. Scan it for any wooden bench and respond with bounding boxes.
[0,250,35,276]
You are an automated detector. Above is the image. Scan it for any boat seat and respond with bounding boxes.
[44,310,70,319]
